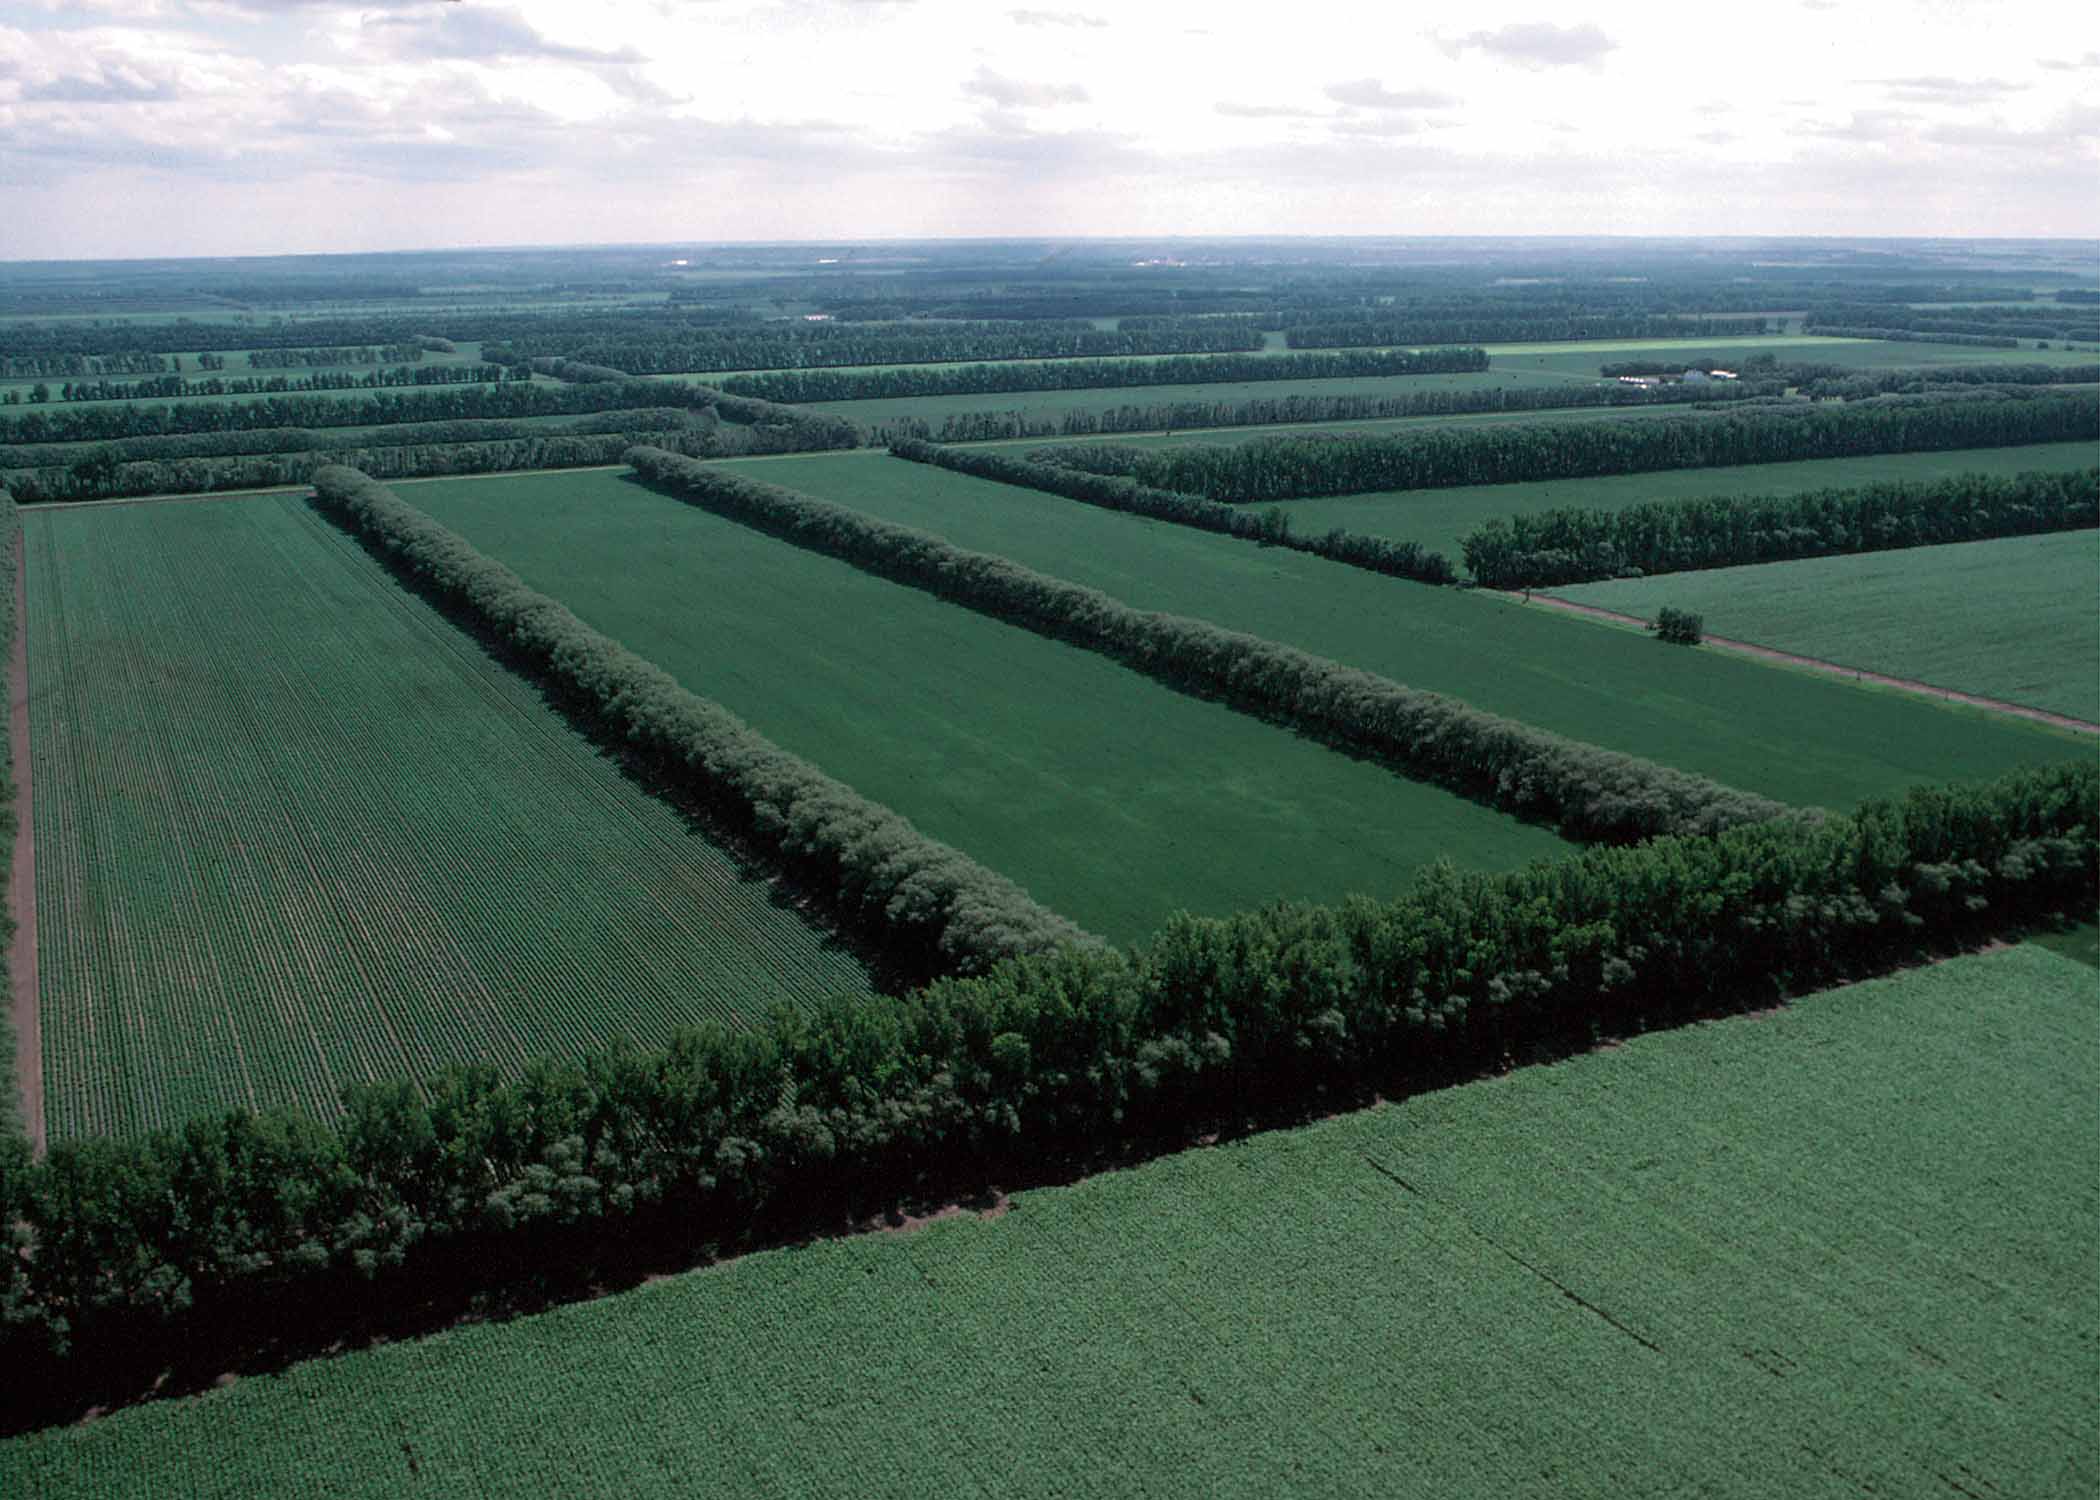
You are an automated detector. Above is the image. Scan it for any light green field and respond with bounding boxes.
[25,497,873,1141]
[10,943,2094,1498]
[402,471,1568,945]
[716,454,2086,810]
[1266,440,2100,564]
[1554,531,2100,723]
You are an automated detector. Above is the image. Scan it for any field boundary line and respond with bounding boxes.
[1509,590,2100,737]
[9,528,42,1153]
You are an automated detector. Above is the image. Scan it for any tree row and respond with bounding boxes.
[1285,316,1772,349]
[1460,466,2100,588]
[889,438,1456,583]
[715,346,1490,403]
[1045,391,2100,503]
[630,444,1791,843]
[3,758,2089,1404]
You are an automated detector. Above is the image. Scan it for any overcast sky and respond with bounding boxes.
[0,0,2094,260]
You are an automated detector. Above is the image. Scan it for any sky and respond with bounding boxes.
[0,0,2095,260]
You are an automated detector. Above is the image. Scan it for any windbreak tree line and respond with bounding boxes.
[309,465,1088,978]
[1807,303,2100,343]
[631,445,1789,842]
[889,438,1456,584]
[27,364,512,406]
[1461,467,2100,588]
[0,758,2089,1402]
[0,353,174,379]
[1285,315,1772,349]
[1046,390,2100,503]
[715,347,1491,403]
[1805,326,2020,349]
[490,319,1268,375]
[874,378,1786,446]
[0,376,861,448]
[1788,363,2100,399]
[246,344,426,368]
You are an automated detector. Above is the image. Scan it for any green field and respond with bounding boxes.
[400,470,1568,944]
[25,497,873,1141]
[713,454,2085,810]
[1261,440,2100,565]
[1554,531,2100,723]
[10,943,2093,1497]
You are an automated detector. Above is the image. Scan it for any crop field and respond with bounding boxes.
[9,942,2093,1497]
[1554,530,2100,722]
[400,470,1570,943]
[804,365,1573,429]
[1262,439,2100,563]
[715,453,2087,809]
[25,496,874,1140]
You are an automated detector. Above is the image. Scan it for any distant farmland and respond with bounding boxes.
[1260,440,2100,564]
[1554,530,2100,723]
[10,943,2092,1497]
[402,470,1570,943]
[26,497,872,1140]
[716,453,2087,810]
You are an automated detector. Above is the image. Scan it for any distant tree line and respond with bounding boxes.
[1785,363,2100,399]
[1042,391,2100,503]
[1806,325,2022,349]
[890,438,1457,583]
[630,443,1789,843]
[0,353,173,379]
[10,365,513,407]
[715,346,1491,404]
[1807,303,2100,343]
[873,378,1786,446]
[1285,316,1771,349]
[246,344,426,368]
[525,357,640,383]
[2,757,2089,1403]
[0,378,860,447]
[488,319,1268,375]
[1460,466,2100,588]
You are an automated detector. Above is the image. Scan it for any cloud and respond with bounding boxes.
[1323,79,1459,110]
[360,6,646,64]
[1439,22,1616,70]
[962,66,1087,108]
[1799,109,1919,143]
[1008,9,1106,26]
[1214,101,1322,119]
[2037,52,2100,71]
[1869,75,2017,103]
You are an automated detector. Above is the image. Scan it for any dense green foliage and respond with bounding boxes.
[1803,325,2020,348]
[1555,531,2100,724]
[1787,361,2100,398]
[1654,606,1703,645]
[0,375,859,447]
[631,445,1792,842]
[891,438,1457,583]
[874,373,1784,444]
[0,760,2087,1387]
[1287,315,1771,348]
[11,944,2093,1496]
[24,498,874,1140]
[491,318,1266,375]
[718,347,1490,402]
[246,344,424,369]
[311,464,1087,968]
[1808,302,2100,342]
[21,364,509,405]
[1461,466,2100,587]
[1050,391,2100,503]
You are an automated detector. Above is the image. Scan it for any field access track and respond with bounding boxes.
[402,470,1570,946]
[9,943,2094,1496]
[718,454,2087,812]
[25,497,872,1141]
